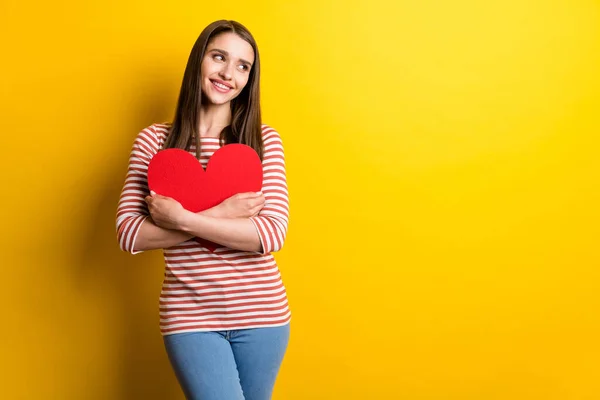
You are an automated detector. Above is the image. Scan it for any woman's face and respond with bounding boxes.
[200,32,255,106]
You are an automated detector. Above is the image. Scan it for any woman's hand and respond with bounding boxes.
[216,192,265,219]
[145,191,188,230]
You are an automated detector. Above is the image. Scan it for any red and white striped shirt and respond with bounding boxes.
[116,123,291,335]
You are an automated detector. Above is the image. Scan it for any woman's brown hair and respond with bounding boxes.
[164,20,264,160]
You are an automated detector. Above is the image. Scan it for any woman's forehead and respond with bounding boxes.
[207,32,255,63]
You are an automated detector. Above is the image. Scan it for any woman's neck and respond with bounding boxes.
[199,103,231,138]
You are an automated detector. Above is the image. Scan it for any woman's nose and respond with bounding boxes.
[219,62,233,80]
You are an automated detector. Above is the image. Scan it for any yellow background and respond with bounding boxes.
[2,0,599,398]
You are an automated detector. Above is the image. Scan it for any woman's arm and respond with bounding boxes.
[116,125,160,254]
[179,213,262,253]
[246,127,290,254]
[132,206,225,252]
[116,125,226,253]
[144,191,265,252]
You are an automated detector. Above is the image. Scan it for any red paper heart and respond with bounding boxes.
[147,144,263,251]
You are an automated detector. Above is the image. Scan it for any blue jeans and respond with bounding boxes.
[163,324,290,400]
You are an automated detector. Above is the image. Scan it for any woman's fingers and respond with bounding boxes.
[250,204,263,217]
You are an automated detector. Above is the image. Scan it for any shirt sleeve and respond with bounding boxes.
[249,126,290,254]
[115,125,160,254]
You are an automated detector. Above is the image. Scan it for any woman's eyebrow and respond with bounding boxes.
[208,48,252,65]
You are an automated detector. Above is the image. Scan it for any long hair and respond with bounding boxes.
[164,20,264,160]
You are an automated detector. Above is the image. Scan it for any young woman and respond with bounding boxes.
[116,20,291,400]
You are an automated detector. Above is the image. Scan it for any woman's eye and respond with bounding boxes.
[238,64,249,71]
[213,54,224,61]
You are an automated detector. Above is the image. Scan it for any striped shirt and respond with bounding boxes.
[116,123,291,335]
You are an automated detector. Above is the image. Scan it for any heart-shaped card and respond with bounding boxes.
[147,144,263,251]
